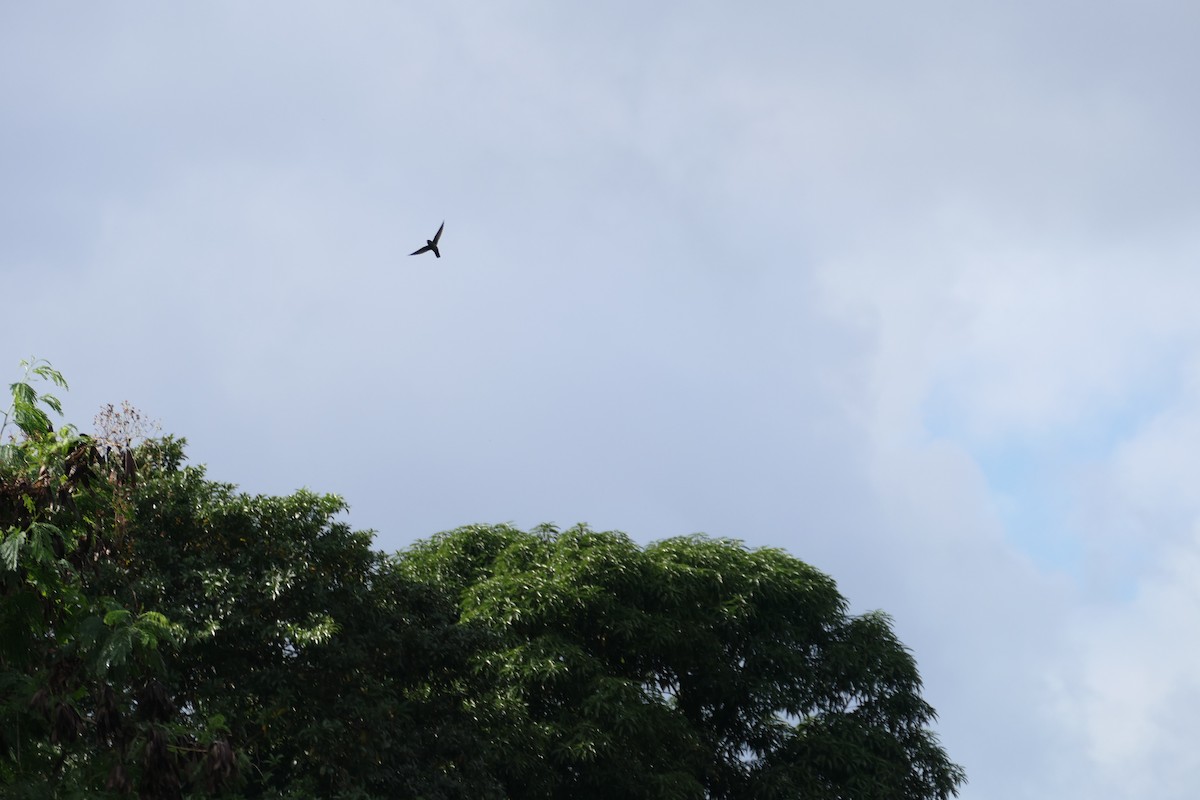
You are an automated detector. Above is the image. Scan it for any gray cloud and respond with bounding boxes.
[6,3,1200,797]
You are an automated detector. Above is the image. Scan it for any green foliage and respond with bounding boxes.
[2,360,964,799]
[401,524,966,799]
[111,436,497,799]
[1,357,68,443]
[0,363,237,799]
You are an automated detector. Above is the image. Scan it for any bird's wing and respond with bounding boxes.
[410,244,432,256]
[431,221,445,245]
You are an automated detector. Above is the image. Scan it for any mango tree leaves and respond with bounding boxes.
[400,524,966,800]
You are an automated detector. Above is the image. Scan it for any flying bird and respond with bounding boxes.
[410,221,445,258]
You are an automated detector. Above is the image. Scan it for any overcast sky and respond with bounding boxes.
[6,2,1200,796]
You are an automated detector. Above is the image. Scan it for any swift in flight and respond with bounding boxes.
[410,221,445,258]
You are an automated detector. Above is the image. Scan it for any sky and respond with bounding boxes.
[4,2,1200,796]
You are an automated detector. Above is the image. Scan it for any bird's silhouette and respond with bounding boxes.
[410,221,445,258]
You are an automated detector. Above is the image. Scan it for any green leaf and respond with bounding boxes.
[30,363,68,389]
[103,609,133,627]
[26,522,61,565]
[0,529,25,571]
[10,381,37,407]
[13,405,50,436]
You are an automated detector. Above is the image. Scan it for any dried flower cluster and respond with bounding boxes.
[93,401,161,453]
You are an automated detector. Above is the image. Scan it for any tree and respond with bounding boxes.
[1,360,235,798]
[108,436,499,799]
[399,523,966,800]
[3,360,965,798]
[3,362,498,799]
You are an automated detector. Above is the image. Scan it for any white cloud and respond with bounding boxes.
[8,3,1200,797]
[1069,522,1200,797]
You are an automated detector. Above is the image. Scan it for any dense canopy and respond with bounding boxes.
[1,363,963,798]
